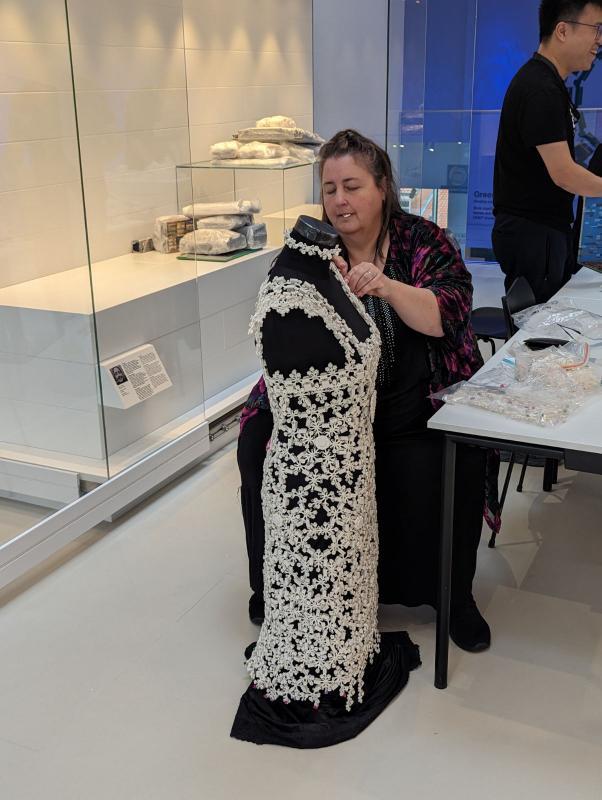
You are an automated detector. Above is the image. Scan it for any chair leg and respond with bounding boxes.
[543,458,556,492]
[490,339,496,356]
[499,453,516,511]
[517,454,529,492]
[490,453,516,548]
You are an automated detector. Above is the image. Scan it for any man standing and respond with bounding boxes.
[492,1,602,302]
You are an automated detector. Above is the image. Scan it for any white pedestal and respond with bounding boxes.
[0,248,274,503]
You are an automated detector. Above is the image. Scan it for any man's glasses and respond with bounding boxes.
[563,20,602,40]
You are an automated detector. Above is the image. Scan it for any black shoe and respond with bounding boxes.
[248,593,264,625]
[450,597,491,653]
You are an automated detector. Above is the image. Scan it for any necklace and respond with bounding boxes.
[284,230,342,261]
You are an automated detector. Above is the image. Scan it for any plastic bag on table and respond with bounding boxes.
[513,300,602,340]
[510,340,601,389]
[430,380,581,426]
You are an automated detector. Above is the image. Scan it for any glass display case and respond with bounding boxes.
[0,0,315,582]
[175,159,320,250]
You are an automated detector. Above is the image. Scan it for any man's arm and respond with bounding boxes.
[537,141,602,196]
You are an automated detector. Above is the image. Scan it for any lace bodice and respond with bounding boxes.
[246,264,382,710]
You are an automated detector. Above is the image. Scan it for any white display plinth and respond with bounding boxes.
[0,248,275,503]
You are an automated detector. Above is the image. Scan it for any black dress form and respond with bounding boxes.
[231,223,420,749]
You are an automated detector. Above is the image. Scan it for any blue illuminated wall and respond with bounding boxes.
[393,0,602,256]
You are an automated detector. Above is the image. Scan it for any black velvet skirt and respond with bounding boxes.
[230,631,420,749]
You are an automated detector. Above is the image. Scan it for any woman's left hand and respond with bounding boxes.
[345,262,390,300]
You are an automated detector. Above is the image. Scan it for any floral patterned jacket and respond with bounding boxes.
[241,212,500,532]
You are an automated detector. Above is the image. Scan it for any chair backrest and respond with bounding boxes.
[501,276,537,337]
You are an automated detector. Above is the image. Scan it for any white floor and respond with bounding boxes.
[1,440,601,799]
[0,498,51,547]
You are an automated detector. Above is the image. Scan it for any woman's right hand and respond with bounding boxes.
[332,253,349,278]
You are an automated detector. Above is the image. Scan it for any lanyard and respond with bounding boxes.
[532,52,581,125]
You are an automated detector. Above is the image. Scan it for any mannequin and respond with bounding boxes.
[230,217,419,749]
[261,215,371,378]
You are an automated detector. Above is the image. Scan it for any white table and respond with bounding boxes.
[428,268,602,689]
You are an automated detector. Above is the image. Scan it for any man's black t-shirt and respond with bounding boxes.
[493,54,578,232]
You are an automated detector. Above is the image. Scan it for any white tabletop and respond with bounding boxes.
[428,268,602,457]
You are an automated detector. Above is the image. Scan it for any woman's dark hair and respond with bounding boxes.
[539,0,602,41]
[318,129,402,263]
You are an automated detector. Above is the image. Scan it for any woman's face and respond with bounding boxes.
[321,154,385,241]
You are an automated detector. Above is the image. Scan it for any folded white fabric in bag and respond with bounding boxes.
[235,127,325,145]
[182,199,261,218]
[210,140,241,159]
[179,229,247,255]
[256,115,297,129]
[196,214,253,230]
[238,141,289,159]
[240,222,267,250]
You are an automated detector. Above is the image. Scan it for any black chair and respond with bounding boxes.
[492,276,559,547]
[471,306,507,355]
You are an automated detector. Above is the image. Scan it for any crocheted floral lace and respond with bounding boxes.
[246,264,382,710]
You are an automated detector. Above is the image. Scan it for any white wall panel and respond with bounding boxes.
[313,0,389,145]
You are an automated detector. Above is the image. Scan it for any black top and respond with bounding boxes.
[493,54,579,232]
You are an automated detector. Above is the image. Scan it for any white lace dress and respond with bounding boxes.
[246,264,382,710]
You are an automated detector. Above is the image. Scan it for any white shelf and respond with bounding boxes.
[0,248,279,316]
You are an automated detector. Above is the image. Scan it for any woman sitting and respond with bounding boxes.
[238,128,498,653]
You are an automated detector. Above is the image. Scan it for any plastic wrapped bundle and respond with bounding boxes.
[179,229,246,255]
[182,199,261,218]
[196,214,253,230]
[513,300,602,340]
[256,115,297,128]
[238,141,289,159]
[433,381,580,426]
[285,143,318,162]
[152,215,193,253]
[235,126,325,146]
[210,140,241,159]
[240,222,267,250]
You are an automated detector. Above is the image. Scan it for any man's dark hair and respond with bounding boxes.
[540,0,602,41]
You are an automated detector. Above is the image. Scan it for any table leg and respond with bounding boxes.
[543,458,556,492]
[435,435,456,689]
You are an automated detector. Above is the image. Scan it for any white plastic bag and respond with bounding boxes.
[235,127,325,145]
[513,300,602,340]
[240,222,267,250]
[196,214,253,230]
[238,141,289,159]
[256,115,297,129]
[179,229,246,255]
[210,140,241,159]
[182,199,261,218]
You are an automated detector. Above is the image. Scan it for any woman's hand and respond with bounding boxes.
[345,262,390,300]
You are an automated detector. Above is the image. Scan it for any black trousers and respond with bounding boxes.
[237,406,486,608]
[491,212,574,303]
